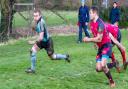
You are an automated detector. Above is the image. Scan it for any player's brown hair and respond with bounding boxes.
[34,9,41,15]
[90,6,99,15]
[113,2,118,5]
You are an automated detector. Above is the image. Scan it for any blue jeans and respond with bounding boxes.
[78,23,90,42]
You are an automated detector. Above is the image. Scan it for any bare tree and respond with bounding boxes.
[0,0,15,42]
[33,0,41,9]
[0,0,10,42]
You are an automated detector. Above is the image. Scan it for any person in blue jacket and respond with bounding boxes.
[77,0,90,43]
[109,2,120,26]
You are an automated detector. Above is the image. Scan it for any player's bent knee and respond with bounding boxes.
[102,65,108,71]
[29,50,36,60]
[49,53,56,60]
[102,64,106,68]
[48,51,53,56]
[96,68,102,72]
[31,45,38,52]
[32,44,39,52]
[30,45,37,57]
[122,48,126,53]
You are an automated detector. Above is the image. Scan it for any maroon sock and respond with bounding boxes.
[111,52,116,62]
[121,50,126,64]
[105,71,114,83]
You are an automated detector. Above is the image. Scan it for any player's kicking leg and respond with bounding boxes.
[102,56,115,88]
[107,52,121,73]
[117,46,128,70]
[96,55,115,88]
[46,38,70,63]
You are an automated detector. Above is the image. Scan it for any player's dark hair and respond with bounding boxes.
[90,6,99,15]
[34,9,41,15]
[113,2,118,5]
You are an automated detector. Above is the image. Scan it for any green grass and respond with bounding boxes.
[0,30,128,89]
[13,10,78,28]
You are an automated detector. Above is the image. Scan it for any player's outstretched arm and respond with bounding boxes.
[109,33,125,50]
[83,33,103,43]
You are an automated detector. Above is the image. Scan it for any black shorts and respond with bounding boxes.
[112,30,121,45]
[36,37,54,56]
[96,43,112,62]
[117,30,121,43]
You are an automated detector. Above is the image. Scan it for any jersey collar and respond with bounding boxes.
[37,16,42,24]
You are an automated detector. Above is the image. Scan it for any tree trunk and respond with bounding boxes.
[33,0,41,9]
[0,0,15,42]
[0,0,10,42]
[9,0,16,34]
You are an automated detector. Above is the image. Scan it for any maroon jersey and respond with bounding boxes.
[90,18,111,48]
[105,23,119,39]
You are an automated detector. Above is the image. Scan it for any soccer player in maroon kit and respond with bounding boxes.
[105,23,128,70]
[83,7,115,87]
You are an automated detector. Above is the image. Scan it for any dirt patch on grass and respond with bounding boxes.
[11,25,78,39]
[11,25,128,39]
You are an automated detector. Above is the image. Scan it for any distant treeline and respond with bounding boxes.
[16,0,92,10]
[14,0,128,27]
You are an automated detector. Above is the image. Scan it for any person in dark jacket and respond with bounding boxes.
[109,2,120,26]
[77,0,90,43]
